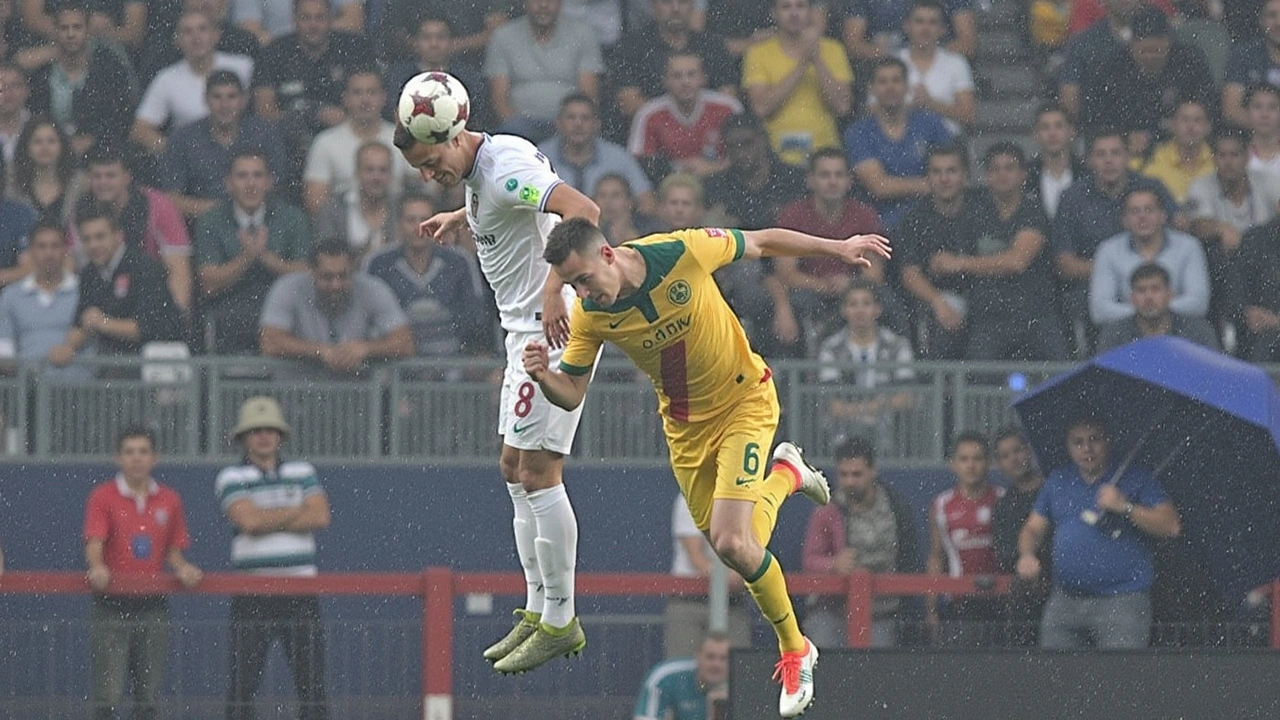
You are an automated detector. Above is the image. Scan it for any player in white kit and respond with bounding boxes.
[393,74,601,674]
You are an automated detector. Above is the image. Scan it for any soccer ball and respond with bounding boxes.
[397,72,470,145]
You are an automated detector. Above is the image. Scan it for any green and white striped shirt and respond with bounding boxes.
[216,459,325,575]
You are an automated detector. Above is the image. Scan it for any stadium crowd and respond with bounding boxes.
[0,0,1276,380]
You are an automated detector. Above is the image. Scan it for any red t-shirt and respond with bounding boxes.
[83,476,190,573]
[931,484,1004,576]
[1068,0,1176,36]
[627,92,742,161]
[775,197,883,278]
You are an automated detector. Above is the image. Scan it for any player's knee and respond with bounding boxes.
[709,529,753,569]
[516,465,560,493]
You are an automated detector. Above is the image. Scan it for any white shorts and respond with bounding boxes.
[498,330,588,455]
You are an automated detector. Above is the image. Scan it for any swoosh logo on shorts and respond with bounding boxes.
[513,423,535,434]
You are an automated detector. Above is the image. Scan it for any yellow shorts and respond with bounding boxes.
[663,378,780,532]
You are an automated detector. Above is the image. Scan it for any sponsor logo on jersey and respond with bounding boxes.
[641,314,692,350]
[667,280,691,306]
[505,178,519,192]
[476,233,498,247]
[518,185,542,206]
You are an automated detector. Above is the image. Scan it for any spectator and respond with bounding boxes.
[251,0,376,182]
[990,428,1048,647]
[1246,83,1280,176]
[365,194,484,359]
[314,141,399,259]
[141,0,260,82]
[664,496,752,658]
[539,93,655,214]
[958,142,1066,361]
[49,204,184,369]
[1221,0,1280,128]
[217,396,330,720]
[304,68,418,216]
[655,172,708,231]
[1053,129,1178,349]
[845,56,952,229]
[1133,100,1215,206]
[259,239,414,378]
[1090,6,1217,151]
[594,174,659,245]
[1067,0,1176,36]
[705,0,775,58]
[1096,262,1221,352]
[1227,211,1280,361]
[898,144,980,359]
[382,15,487,129]
[233,0,363,43]
[380,0,514,71]
[926,431,1004,647]
[627,51,743,180]
[21,0,147,50]
[1017,416,1182,649]
[485,0,603,143]
[801,436,920,647]
[773,148,887,349]
[816,280,916,452]
[25,3,134,155]
[742,0,852,168]
[72,146,193,315]
[162,70,286,223]
[1028,0,1072,82]
[896,0,975,135]
[0,221,79,374]
[0,63,27,172]
[613,0,736,124]
[1058,0,1142,126]
[11,116,85,224]
[195,148,311,354]
[130,10,254,159]
[842,0,979,62]
[84,424,202,720]
[1187,125,1280,255]
[0,153,34,290]
[704,112,807,231]
[1089,187,1210,325]
[634,632,731,720]
[1025,103,1086,221]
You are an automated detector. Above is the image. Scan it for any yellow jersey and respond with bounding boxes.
[559,228,771,423]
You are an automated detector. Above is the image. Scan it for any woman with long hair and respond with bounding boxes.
[12,116,83,223]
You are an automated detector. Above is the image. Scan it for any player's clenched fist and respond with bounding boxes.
[522,341,551,381]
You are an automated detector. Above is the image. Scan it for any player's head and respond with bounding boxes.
[948,431,990,490]
[394,120,475,189]
[832,435,878,504]
[840,278,882,331]
[394,72,476,187]
[695,631,731,688]
[544,217,624,306]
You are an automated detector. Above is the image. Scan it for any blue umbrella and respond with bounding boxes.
[1013,336,1280,604]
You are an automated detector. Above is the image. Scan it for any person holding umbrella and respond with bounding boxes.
[1016,415,1182,649]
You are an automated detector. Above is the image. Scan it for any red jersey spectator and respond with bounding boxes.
[628,51,742,180]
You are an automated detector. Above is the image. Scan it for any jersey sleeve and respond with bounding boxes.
[492,144,564,214]
[558,301,603,376]
[678,227,745,274]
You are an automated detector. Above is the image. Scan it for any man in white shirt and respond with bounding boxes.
[130,10,253,157]
[394,71,602,674]
[896,0,975,135]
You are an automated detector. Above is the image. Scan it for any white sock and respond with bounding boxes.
[507,482,544,614]
[527,484,578,628]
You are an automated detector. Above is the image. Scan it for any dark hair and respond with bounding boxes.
[311,237,355,265]
[356,139,392,165]
[544,217,607,266]
[393,122,416,150]
[949,430,989,459]
[76,202,120,232]
[720,112,765,137]
[116,423,157,452]
[559,92,597,116]
[593,172,634,199]
[908,0,946,17]
[28,219,68,243]
[1121,185,1162,211]
[1129,261,1170,288]
[84,143,130,171]
[842,277,881,304]
[228,145,271,175]
[396,191,435,219]
[1210,124,1250,152]
[1245,82,1280,108]
[1130,5,1171,40]
[993,426,1026,448]
[926,143,969,172]
[345,65,384,91]
[808,147,848,173]
[665,50,704,73]
[414,13,453,35]
[1085,127,1127,153]
[833,436,876,465]
[982,140,1026,170]
[870,56,909,81]
[15,119,67,196]
[1065,414,1107,438]
[54,2,90,21]
[1035,102,1071,125]
[206,69,244,95]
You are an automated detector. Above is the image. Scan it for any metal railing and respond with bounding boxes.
[0,356,1206,465]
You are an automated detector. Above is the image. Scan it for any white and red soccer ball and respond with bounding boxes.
[397,71,470,145]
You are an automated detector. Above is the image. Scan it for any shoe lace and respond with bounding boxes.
[772,650,802,695]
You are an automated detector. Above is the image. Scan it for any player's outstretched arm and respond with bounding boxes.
[741,228,892,268]
[522,341,590,411]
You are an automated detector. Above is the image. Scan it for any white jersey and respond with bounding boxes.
[464,134,576,333]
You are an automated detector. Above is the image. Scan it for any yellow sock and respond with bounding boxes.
[750,468,797,547]
[744,550,805,654]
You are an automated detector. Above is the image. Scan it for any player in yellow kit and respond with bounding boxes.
[522,218,891,718]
